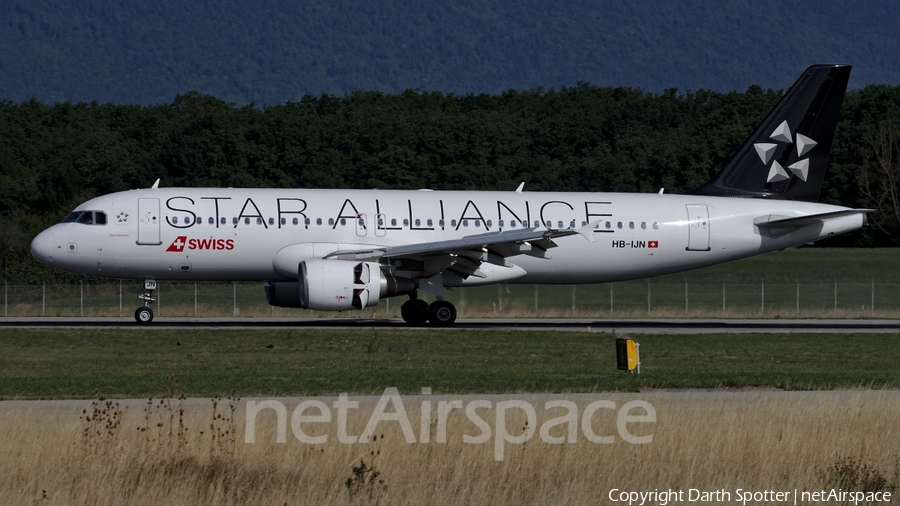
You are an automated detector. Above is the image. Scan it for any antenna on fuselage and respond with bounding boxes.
[151,178,160,189]
[515,182,525,193]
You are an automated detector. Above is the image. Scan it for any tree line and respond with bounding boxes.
[1,83,899,283]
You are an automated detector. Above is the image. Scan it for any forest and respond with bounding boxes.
[1,82,899,283]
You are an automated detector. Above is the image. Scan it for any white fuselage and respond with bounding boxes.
[30,188,864,286]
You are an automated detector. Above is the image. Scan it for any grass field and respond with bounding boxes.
[1,328,899,399]
[6,248,900,318]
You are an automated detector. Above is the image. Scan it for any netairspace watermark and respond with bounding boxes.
[244,387,656,461]
[608,488,893,505]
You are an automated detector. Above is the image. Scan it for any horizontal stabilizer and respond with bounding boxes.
[754,209,871,230]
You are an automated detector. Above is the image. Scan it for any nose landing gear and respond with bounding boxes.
[134,279,156,324]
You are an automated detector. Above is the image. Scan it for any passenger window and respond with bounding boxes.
[268,218,275,225]
[534,221,540,228]
[196,216,202,225]
[510,221,516,228]
[208,217,214,225]
[377,218,384,226]
[244,218,250,225]
[451,220,457,227]
[305,218,311,226]
[221,217,226,225]
[391,219,397,226]
[641,222,647,229]
[617,222,623,229]
[172,216,178,224]
[570,220,576,228]
[463,220,469,227]
[629,222,634,229]
[403,219,409,226]
[475,220,481,227]
[280,218,286,225]
[293,218,299,225]
[256,218,262,225]
[340,218,346,226]
[499,220,505,227]
[605,222,611,229]
[427,219,433,227]
[653,222,659,230]
[557,221,563,228]
[414,219,421,226]
[439,219,445,227]
[545,221,551,228]
[316,218,322,226]
[328,218,334,226]
[233,217,238,225]
[359,218,365,226]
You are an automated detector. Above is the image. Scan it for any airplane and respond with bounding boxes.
[30,64,867,326]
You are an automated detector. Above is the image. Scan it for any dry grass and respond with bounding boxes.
[1,391,898,505]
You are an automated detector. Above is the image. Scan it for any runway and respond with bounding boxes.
[0,317,898,333]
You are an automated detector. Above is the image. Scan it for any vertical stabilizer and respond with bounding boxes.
[690,64,851,202]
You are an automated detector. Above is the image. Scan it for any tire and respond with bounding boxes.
[428,300,457,326]
[134,307,154,324]
[400,299,429,326]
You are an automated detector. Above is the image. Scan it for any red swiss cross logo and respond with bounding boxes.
[648,241,659,248]
[166,236,188,252]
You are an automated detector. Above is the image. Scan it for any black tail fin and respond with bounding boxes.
[689,64,851,202]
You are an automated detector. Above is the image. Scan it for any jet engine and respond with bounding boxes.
[265,259,415,311]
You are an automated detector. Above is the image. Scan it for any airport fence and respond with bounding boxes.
[2,279,899,319]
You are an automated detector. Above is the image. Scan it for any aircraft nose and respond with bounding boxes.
[31,229,58,265]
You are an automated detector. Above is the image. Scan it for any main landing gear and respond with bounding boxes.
[400,298,457,327]
[134,279,157,324]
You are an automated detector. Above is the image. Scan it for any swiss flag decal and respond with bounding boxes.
[648,241,659,248]
[166,236,188,252]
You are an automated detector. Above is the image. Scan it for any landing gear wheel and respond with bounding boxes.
[400,299,430,326]
[428,300,457,326]
[134,306,154,324]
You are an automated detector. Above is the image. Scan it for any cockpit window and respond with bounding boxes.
[62,211,107,226]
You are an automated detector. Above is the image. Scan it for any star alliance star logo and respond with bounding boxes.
[116,211,129,223]
[754,120,817,184]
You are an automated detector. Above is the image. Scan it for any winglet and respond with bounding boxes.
[515,182,525,193]
[575,220,601,243]
[541,221,600,243]
[151,178,160,189]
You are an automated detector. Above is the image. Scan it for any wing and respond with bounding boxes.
[324,222,598,280]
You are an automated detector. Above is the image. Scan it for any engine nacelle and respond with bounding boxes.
[265,260,416,310]
[299,259,381,310]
